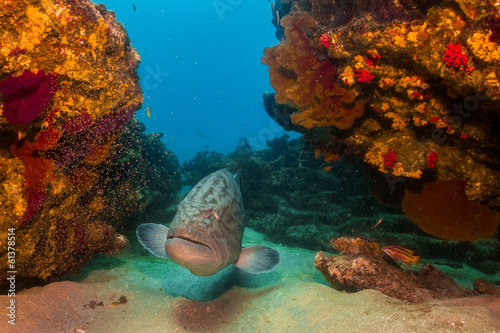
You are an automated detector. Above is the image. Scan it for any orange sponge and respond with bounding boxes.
[289,84,364,129]
[402,178,500,241]
[261,12,364,130]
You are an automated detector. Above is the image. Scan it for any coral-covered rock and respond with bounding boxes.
[262,0,500,240]
[261,12,364,130]
[315,237,474,302]
[0,0,143,288]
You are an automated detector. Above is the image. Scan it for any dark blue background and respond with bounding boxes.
[98,1,299,162]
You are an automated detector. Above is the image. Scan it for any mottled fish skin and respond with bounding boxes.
[137,169,280,276]
[166,169,245,275]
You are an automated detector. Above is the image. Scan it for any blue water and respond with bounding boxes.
[98,0,298,163]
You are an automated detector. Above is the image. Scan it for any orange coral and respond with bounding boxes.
[33,126,61,150]
[314,146,342,163]
[11,140,55,191]
[84,134,117,166]
[33,109,62,150]
[21,156,54,190]
[402,178,500,241]
[261,12,364,130]
[69,166,99,197]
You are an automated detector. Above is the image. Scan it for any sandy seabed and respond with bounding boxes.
[1,229,499,333]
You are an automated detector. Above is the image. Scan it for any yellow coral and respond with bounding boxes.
[353,55,365,69]
[393,162,423,178]
[413,117,428,126]
[435,118,448,129]
[379,77,395,87]
[40,0,71,23]
[380,103,390,112]
[407,31,418,44]
[20,6,50,51]
[467,32,500,63]
[340,66,356,85]
[383,26,408,48]
[384,112,407,130]
[87,19,109,52]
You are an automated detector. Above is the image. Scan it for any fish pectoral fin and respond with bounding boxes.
[136,223,170,260]
[234,245,280,274]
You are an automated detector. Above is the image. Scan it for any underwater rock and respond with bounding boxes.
[270,0,294,40]
[262,0,500,241]
[473,279,500,296]
[262,92,302,133]
[0,0,143,288]
[315,237,474,303]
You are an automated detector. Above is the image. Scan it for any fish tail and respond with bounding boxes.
[235,245,280,274]
[136,223,170,259]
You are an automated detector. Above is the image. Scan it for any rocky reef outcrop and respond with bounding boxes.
[0,0,180,288]
[262,0,500,241]
[315,237,480,303]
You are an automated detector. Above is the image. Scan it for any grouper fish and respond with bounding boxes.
[136,169,280,276]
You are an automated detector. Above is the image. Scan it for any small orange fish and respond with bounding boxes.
[382,245,419,266]
[371,218,383,229]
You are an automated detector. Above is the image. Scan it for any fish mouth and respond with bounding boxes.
[165,226,216,257]
[165,228,219,276]
[166,234,211,250]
